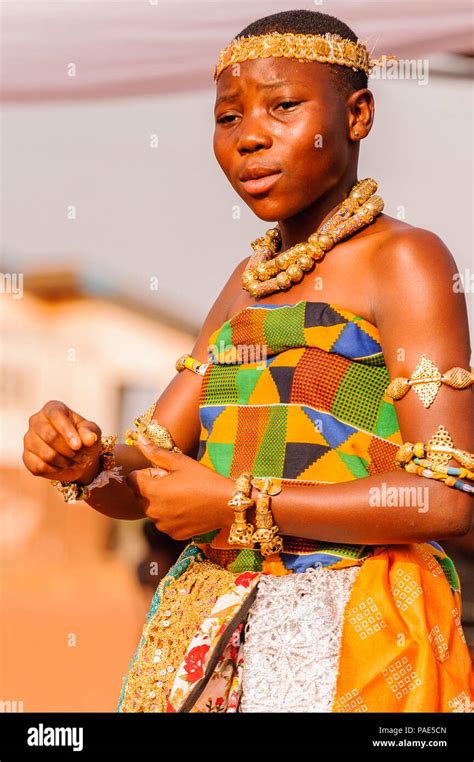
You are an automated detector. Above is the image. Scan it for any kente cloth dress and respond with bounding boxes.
[117,300,474,713]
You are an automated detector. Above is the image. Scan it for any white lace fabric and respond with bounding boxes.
[238,565,361,712]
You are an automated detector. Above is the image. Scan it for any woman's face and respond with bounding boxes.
[213,57,358,223]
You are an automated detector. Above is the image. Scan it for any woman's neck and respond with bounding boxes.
[277,174,359,252]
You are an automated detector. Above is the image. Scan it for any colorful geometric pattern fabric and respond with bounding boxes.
[193,300,409,575]
[116,300,473,713]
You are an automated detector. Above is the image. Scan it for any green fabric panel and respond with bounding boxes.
[317,541,373,559]
[332,363,388,432]
[362,354,386,367]
[192,529,220,544]
[207,442,234,477]
[437,555,460,593]
[230,550,263,572]
[264,302,306,351]
[236,367,264,404]
[211,319,233,353]
[375,400,400,438]
[204,365,240,404]
[337,451,370,478]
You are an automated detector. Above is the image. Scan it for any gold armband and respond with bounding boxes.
[385,354,473,408]
[175,353,209,376]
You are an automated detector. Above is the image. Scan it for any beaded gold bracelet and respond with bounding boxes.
[228,472,256,547]
[396,425,474,471]
[395,425,474,494]
[250,477,283,557]
[51,434,122,503]
[403,461,474,493]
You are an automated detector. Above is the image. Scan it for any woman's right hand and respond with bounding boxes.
[23,400,103,485]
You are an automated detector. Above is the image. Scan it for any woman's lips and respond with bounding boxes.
[240,171,282,195]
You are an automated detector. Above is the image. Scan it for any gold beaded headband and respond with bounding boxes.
[214,31,396,82]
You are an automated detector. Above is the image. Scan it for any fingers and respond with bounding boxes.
[24,401,103,482]
[148,467,168,478]
[72,412,101,448]
[33,420,78,460]
[25,431,76,470]
[41,401,83,450]
[134,435,183,468]
[23,449,66,477]
[42,401,101,450]
[126,467,168,496]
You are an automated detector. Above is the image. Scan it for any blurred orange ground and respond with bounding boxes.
[0,469,151,712]
[0,561,152,712]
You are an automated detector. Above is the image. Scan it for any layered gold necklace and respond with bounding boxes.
[241,178,383,298]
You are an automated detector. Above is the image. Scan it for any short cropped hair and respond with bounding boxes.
[235,9,368,97]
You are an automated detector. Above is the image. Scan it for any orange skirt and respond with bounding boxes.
[333,543,474,712]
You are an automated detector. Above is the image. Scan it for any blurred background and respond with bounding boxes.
[1,0,473,711]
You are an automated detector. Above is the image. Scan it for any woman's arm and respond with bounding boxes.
[80,257,250,520]
[266,228,473,544]
[267,469,470,545]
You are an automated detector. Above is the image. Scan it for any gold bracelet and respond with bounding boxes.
[228,472,255,547]
[395,425,474,495]
[250,477,283,557]
[175,353,209,376]
[51,434,119,503]
[401,461,474,494]
[125,403,182,452]
[395,425,474,471]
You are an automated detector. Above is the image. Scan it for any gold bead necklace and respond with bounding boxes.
[241,178,383,298]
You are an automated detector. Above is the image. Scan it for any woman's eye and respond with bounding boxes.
[276,100,301,110]
[217,114,238,124]
[216,100,301,124]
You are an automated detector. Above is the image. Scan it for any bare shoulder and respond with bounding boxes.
[368,223,471,361]
[369,223,462,321]
[375,222,458,277]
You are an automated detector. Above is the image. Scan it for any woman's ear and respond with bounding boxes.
[348,88,374,141]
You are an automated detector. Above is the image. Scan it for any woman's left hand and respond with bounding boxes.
[126,433,234,540]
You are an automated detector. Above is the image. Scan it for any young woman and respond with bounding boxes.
[23,10,473,713]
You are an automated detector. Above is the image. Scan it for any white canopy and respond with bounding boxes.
[2,0,473,102]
